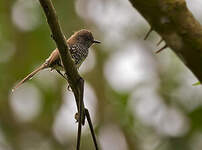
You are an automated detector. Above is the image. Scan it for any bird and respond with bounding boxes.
[12,29,100,91]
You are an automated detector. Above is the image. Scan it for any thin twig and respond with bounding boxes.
[156,38,163,46]
[77,102,82,150]
[155,44,168,54]
[85,108,99,150]
[144,27,153,40]
[77,78,84,150]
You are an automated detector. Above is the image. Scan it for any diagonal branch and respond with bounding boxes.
[129,0,202,82]
[38,0,80,92]
[38,0,98,149]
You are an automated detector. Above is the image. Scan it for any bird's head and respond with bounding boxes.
[68,29,101,48]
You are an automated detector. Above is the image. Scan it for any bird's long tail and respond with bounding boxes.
[12,63,48,92]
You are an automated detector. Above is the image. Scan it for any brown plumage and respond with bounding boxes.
[12,29,100,91]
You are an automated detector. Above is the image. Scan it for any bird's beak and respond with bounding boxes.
[93,40,101,44]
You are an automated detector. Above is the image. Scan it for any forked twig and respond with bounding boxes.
[38,0,99,149]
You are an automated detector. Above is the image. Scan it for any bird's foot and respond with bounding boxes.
[67,85,72,91]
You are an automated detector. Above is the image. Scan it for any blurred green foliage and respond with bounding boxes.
[1,0,202,150]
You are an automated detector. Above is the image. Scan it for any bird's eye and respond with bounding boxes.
[84,35,91,41]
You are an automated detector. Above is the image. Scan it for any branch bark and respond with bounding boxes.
[38,0,98,150]
[129,0,202,82]
[38,0,80,92]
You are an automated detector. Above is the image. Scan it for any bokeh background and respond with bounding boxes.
[1,0,202,150]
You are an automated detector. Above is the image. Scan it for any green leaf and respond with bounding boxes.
[192,82,201,86]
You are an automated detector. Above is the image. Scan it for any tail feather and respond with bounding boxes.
[12,63,47,92]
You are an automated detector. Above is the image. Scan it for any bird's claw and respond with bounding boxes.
[74,112,79,123]
[74,112,85,125]
[67,85,72,91]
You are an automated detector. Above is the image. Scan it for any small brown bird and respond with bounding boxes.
[12,29,100,91]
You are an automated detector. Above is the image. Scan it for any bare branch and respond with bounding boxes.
[129,0,202,82]
[38,0,80,90]
[38,0,98,149]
